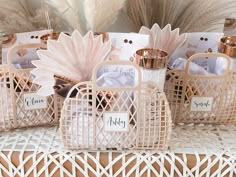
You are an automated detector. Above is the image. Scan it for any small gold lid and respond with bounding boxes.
[219,36,236,57]
[136,48,168,69]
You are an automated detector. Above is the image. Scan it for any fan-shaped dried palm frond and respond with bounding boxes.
[31,30,111,96]
[124,0,236,33]
[139,24,187,56]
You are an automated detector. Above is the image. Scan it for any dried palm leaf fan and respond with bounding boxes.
[31,30,111,96]
[124,0,236,33]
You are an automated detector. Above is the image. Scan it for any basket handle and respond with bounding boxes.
[7,43,44,69]
[92,60,142,90]
[185,53,231,77]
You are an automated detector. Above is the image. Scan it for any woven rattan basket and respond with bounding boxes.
[0,43,63,131]
[60,61,172,150]
[165,53,236,124]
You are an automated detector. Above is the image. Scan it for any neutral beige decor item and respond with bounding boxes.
[0,43,63,131]
[60,61,172,150]
[165,52,236,124]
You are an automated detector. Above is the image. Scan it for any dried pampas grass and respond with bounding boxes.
[1,0,235,34]
[0,0,127,35]
[0,0,64,33]
[46,0,127,33]
[84,0,126,31]
[46,0,85,33]
[124,0,236,33]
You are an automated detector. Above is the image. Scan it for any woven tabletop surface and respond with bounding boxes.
[0,124,235,154]
[0,124,235,177]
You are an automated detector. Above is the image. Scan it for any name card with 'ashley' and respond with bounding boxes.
[23,93,47,110]
[190,97,213,112]
[104,112,129,132]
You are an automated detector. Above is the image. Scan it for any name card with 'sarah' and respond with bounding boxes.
[190,97,213,112]
[23,93,47,110]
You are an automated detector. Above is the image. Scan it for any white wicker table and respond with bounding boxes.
[0,124,235,177]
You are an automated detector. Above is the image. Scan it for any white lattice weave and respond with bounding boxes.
[0,124,235,177]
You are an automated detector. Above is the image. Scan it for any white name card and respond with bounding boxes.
[23,93,47,110]
[104,112,129,132]
[190,97,213,112]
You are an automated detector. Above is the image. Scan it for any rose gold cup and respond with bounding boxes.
[135,48,168,69]
[135,48,168,91]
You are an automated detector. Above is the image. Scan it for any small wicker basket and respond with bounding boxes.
[0,43,63,131]
[60,61,172,150]
[165,53,236,124]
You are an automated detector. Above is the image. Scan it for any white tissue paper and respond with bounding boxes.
[96,71,135,87]
[171,58,212,75]
[98,33,149,81]
[170,57,231,76]
[215,57,231,74]
[96,71,135,112]
[170,32,224,72]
